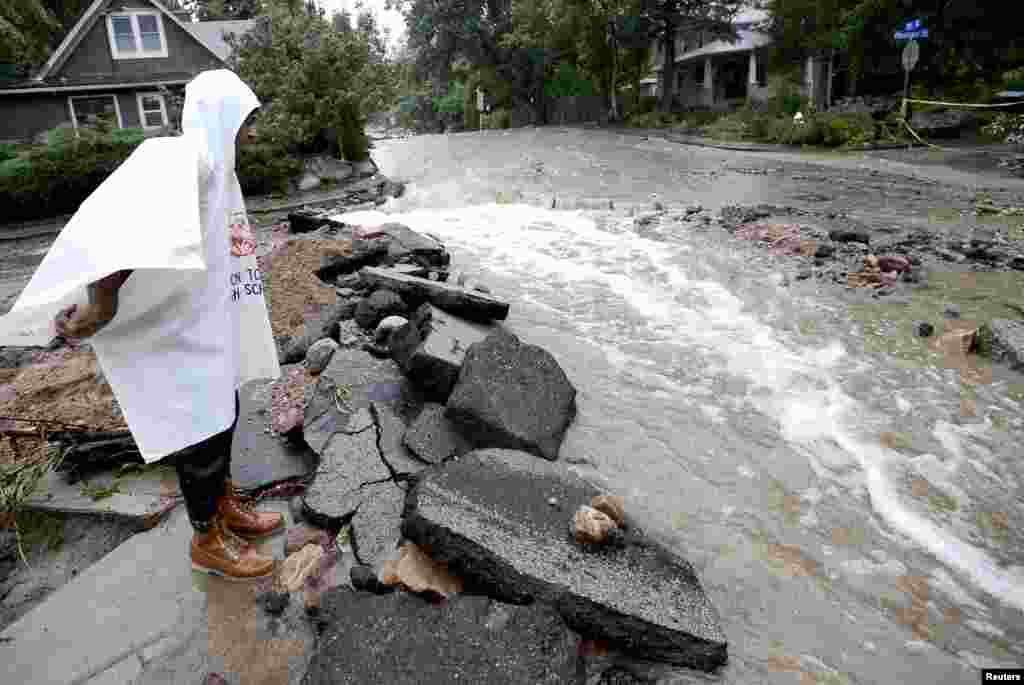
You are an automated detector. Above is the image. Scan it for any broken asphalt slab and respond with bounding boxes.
[301,347,425,536]
[302,590,580,685]
[0,501,312,685]
[402,449,728,671]
[24,462,180,531]
[302,346,424,457]
[359,266,509,322]
[389,303,494,402]
[402,403,474,465]
[231,378,318,491]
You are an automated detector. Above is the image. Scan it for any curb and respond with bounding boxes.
[600,126,927,153]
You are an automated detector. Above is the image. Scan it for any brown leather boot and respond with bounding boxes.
[219,481,285,539]
[191,515,275,581]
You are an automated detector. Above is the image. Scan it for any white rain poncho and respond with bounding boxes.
[0,70,280,461]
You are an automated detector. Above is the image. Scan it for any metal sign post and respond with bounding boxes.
[900,39,920,119]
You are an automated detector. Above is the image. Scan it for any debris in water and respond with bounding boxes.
[572,505,617,545]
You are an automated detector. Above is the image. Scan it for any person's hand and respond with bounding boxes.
[54,303,112,341]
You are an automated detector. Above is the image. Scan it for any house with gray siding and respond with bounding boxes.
[640,8,775,108]
[0,0,255,142]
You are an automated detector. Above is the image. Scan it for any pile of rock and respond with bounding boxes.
[261,218,727,677]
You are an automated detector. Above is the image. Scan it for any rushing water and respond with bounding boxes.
[336,129,1024,683]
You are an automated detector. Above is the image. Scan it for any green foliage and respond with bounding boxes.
[229,0,395,162]
[702,107,877,147]
[0,0,59,65]
[433,80,466,114]
[544,62,596,98]
[236,142,304,196]
[0,143,17,162]
[463,75,480,130]
[982,113,1024,144]
[627,110,678,128]
[632,95,660,117]
[482,108,512,129]
[0,126,146,222]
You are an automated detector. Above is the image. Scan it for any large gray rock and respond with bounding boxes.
[377,223,449,268]
[402,449,727,671]
[446,328,576,461]
[231,378,317,491]
[355,289,408,330]
[390,304,494,402]
[402,403,474,465]
[978,319,1024,371]
[316,224,448,283]
[281,298,359,364]
[302,591,580,685]
[302,347,422,457]
[359,267,509,323]
[316,238,390,282]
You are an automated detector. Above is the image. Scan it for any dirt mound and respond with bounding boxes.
[259,238,351,338]
[0,347,125,467]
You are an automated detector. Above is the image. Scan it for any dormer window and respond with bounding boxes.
[107,12,168,59]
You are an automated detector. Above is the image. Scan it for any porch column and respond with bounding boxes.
[748,50,758,87]
[704,57,714,106]
[805,56,814,103]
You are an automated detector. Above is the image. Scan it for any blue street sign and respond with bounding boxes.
[904,18,921,31]
[894,29,928,39]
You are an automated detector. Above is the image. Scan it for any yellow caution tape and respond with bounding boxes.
[903,98,1024,109]
[899,117,946,150]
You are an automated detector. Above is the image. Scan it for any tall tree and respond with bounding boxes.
[0,0,58,66]
[356,6,388,61]
[187,0,264,20]
[640,0,742,111]
[227,0,395,159]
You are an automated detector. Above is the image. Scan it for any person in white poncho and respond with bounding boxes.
[50,70,284,581]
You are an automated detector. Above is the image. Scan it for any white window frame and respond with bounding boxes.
[106,11,169,60]
[136,92,169,130]
[68,94,124,132]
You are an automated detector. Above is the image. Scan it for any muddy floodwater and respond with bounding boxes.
[4,127,1024,683]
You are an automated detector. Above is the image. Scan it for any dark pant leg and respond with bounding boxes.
[173,392,240,532]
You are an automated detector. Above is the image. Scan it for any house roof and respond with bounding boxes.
[184,19,257,61]
[31,0,223,83]
[675,27,772,63]
[0,74,193,94]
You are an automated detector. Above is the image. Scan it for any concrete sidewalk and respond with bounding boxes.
[0,502,316,685]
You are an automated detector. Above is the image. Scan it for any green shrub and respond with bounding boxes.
[816,112,876,147]
[704,112,753,140]
[627,111,678,128]
[463,78,480,131]
[433,81,465,115]
[237,143,303,196]
[982,113,1024,143]
[631,95,660,117]
[484,108,512,130]
[0,127,146,223]
[0,143,17,162]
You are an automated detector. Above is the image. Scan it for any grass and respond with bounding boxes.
[848,271,1024,365]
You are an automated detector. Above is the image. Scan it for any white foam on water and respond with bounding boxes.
[334,203,1024,613]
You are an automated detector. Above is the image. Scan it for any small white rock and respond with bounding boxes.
[305,338,339,375]
[375,315,409,344]
[547,497,558,506]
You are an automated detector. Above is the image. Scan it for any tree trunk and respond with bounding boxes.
[826,48,834,110]
[610,28,620,121]
[658,22,677,113]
